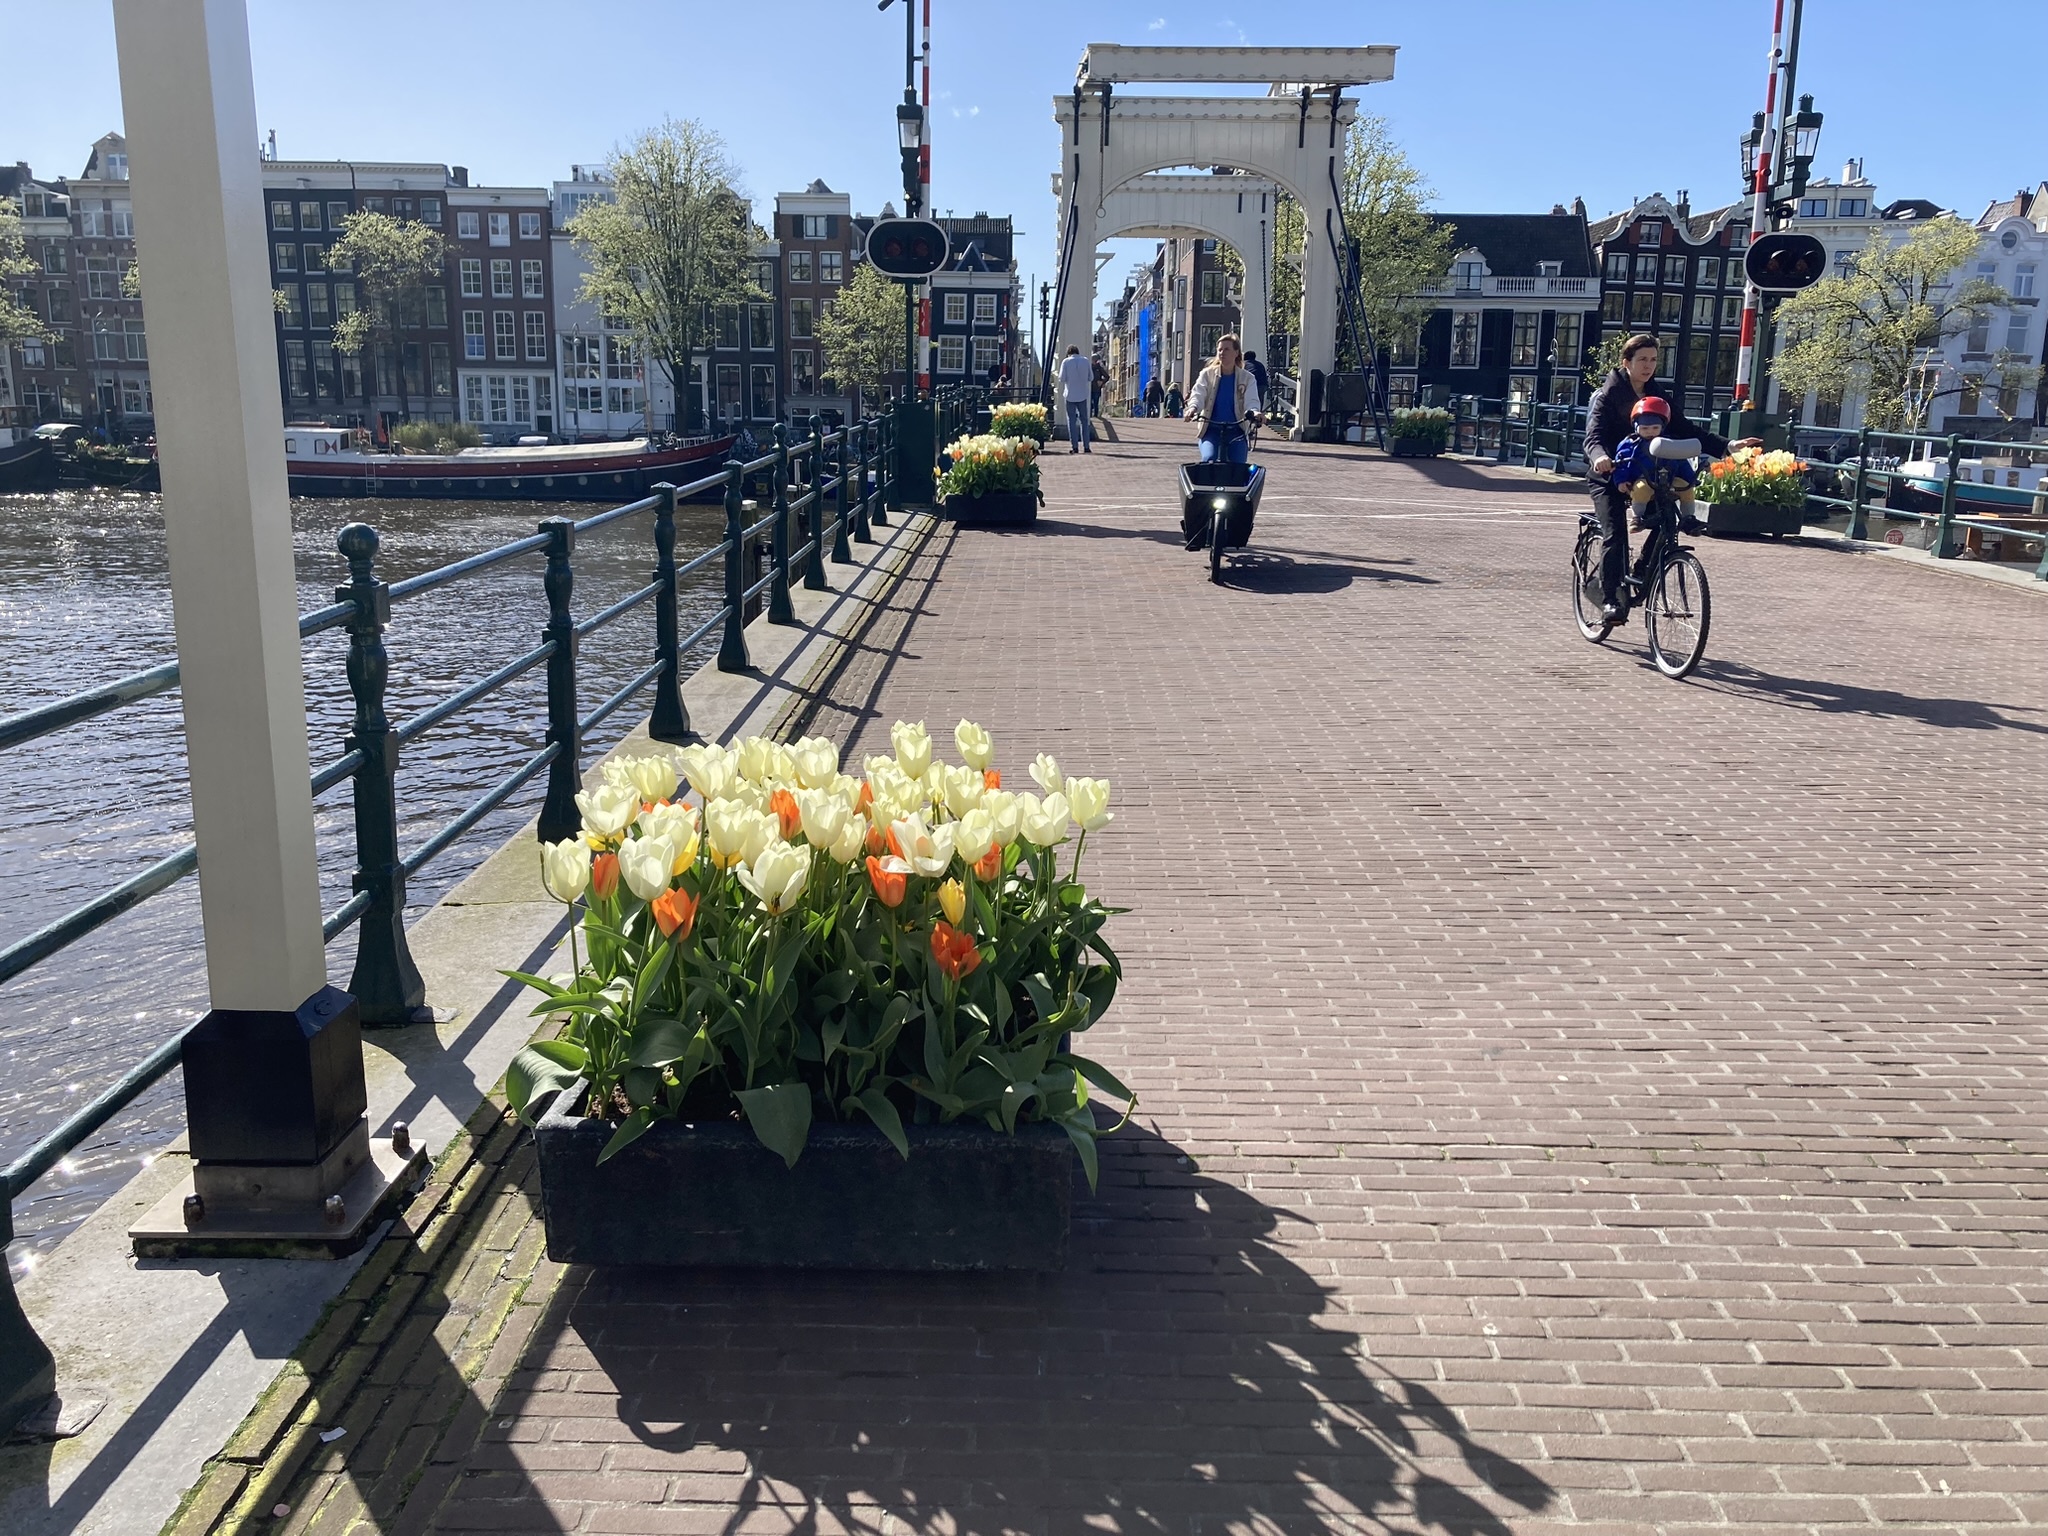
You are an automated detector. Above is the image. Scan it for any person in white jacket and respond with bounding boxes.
[1183,333,1262,464]
[1056,346,1095,453]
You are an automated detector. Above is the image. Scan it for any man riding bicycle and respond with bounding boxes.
[1584,333,1756,622]
[1185,333,1262,463]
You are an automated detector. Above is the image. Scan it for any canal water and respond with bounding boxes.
[1,488,734,1272]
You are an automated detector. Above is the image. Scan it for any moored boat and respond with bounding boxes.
[283,428,737,501]
[1886,451,2048,519]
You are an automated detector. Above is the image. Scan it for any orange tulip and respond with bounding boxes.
[770,788,802,839]
[973,845,1001,881]
[983,769,1001,790]
[930,920,982,981]
[885,825,906,860]
[857,781,874,813]
[590,852,620,901]
[651,886,698,941]
[865,823,886,857]
[866,854,910,908]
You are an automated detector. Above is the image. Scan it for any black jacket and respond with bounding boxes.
[1583,369,1727,485]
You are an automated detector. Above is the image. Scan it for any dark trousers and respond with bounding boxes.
[1588,482,1633,603]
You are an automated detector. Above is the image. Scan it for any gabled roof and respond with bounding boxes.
[1588,192,1742,247]
[1428,211,1593,277]
[1976,185,2047,228]
[1884,198,1946,222]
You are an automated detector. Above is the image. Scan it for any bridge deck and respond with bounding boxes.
[222,421,2048,1535]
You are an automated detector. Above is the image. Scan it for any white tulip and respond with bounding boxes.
[541,838,591,902]
[940,763,984,817]
[792,736,840,789]
[795,787,848,849]
[1018,791,1071,848]
[735,736,778,785]
[677,743,736,802]
[637,801,700,868]
[1066,776,1113,832]
[954,719,993,771]
[891,720,933,780]
[1029,752,1064,796]
[953,808,996,867]
[575,782,640,841]
[828,817,866,865]
[890,814,956,877]
[738,840,811,915]
[705,800,763,869]
[983,789,1021,848]
[621,754,679,805]
[618,834,676,901]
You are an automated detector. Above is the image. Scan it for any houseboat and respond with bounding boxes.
[283,428,737,501]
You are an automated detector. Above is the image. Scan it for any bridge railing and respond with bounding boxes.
[0,405,903,1282]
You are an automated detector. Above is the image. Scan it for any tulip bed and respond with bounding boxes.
[1696,445,1809,511]
[506,721,1130,1184]
[937,433,1041,501]
[989,401,1052,445]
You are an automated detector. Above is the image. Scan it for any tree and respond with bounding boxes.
[1338,114,1458,369]
[1,201,53,349]
[327,211,448,422]
[570,119,757,432]
[1773,219,2031,432]
[1260,193,1306,353]
[816,260,907,415]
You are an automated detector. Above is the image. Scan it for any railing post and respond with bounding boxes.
[881,402,903,518]
[0,1202,56,1438]
[832,426,854,565]
[648,482,692,741]
[1847,426,1871,542]
[1523,402,1538,469]
[719,460,751,670]
[768,426,797,624]
[538,515,582,844]
[1935,434,1962,559]
[871,406,891,526]
[804,414,829,591]
[853,422,875,544]
[336,523,429,1027]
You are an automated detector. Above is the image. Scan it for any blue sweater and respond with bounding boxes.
[1612,433,1698,492]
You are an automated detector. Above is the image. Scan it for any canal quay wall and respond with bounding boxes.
[0,509,937,1536]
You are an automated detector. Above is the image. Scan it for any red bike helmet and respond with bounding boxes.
[1632,396,1671,421]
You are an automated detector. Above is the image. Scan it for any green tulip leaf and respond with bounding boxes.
[851,1087,910,1159]
[595,1107,655,1164]
[736,1082,813,1169]
[504,1041,588,1124]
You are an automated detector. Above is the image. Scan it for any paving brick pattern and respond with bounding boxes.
[245,423,2047,1534]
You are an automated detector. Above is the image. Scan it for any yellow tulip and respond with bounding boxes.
[938,879,966,926]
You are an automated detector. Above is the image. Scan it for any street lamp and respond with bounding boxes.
[1739,111,1765,190]
[1784,94,1823,202]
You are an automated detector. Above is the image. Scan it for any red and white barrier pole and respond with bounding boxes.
[916,0,933,395]
[1732,0,1790,406]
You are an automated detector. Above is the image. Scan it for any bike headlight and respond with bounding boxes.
[1212,496,1228,510]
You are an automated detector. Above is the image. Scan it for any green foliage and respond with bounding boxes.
[570,119,757,425]
[816,259,908,410]
[1773,220,2025,432]
[325,211,449,418]
[988,401,1050,444]
[391,420,483,453]
[0,202,53,348]
[938,433,1041,499]
[1267,193,1305,343]
[1389,406,1452,449]
[1338,115,1459,368]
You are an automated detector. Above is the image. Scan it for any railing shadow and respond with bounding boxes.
[1221,549,1441,594]
[459,1125,1553,1535]
[1692,659,2048,734]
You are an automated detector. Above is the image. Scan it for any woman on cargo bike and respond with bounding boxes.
[1180,333,1268,581]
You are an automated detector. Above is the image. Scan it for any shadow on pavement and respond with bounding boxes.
[1036,518,1186,548]
[514,1126,1552,1536]
[1221,549,1440,593]
[1694,659,2048,733]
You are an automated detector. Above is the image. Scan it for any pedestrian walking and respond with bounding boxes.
[1145,378,1165,418]
[1166,383,1184,419]
[1243,349,1269,402]
[1090,356,1107,420]
[1058,346,1094,453]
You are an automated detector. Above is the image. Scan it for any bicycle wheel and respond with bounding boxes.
[1645,550,1711,678]
[1571,528,1611,642]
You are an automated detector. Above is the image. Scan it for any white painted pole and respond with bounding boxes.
[111,0,328,1013]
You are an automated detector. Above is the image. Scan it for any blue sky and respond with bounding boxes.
[5,0,2044,323]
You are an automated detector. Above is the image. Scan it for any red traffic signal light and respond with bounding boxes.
[864,218,949,280]
[1742,232,1829,293]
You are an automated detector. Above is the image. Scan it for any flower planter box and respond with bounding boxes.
[533,1086,1075,1270]
[943,490,1039,526]
[1389,438,1445,458]
[1702,497,1803,537]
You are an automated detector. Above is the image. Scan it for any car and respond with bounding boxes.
[31,422,89,447]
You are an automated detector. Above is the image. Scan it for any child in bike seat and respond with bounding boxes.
[1611,397,1702,531]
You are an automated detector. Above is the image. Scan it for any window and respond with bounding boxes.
[974,292,998,325]
[46,288,70,324]
[424,285,446,327]
[1638,220,1663,245]
[488,212,511,246]
[463,375,484,421]
[1799,198,1830,218]
[284,339,310,397]
[1700,256,1721,288]
[2015,263,2037,299]
[490,259,513,298]
[1664,255,1688,285]
[791,349,815,392]
[1602,291,1627,323]
[457,211,480,240]
[308,284,331,325]
[92,319,119,361]
[1658,293,1683,325]
[1634,254,1657,283]
[1958,374,1982,414]
[1550,372,1579,405]
[392,197,413,221]
[1713,346,1736,388]
[303,244,327,273]
[558,335,596,380]
[790,298,813,339]
[1630,292,1653,324]
[788,250,813,283]
[326,242,352,274]
[334,282,356,317]
[799,214,828,240]
[1386,376,1416,411]
[820,250,842,283]
[458,259,482,298]
[1553,312,1582,367]
[1389,323,1419,366]
[752,259,776,293]
[463,310,485,359]
[944,292,967,325]
[1721,296,1742,326]
[1682,342,1710,386]
[938,334,966,372]
[493,311,516,359]
[488,375,509,422]
[715,363,742,417]
[2005,312,2030,356]
[275,241,298,272]
[279,285,304,327]
[326,200,350,229]
[512,376,532,423]
[519,212,542,239]
[421,197,442,226]
[525,311,548,360]
[1454,258,1485,291]
[1964,314,1991,353]
[271,201,294,230]
[1604,251,1629,281]
[109,203,133,239]
[749,304,774,347]
[718,305,740,348]
[750,364,776,418]
[1450,310,1479,367]
[1511,312,1539,366]
[84,256,117,298]
[521,260,544,298]
[41,243,66,274]
[1693,294,1717,328]
[1199,324,1221,359]
[1200,270,1227,306]
[1538,261,1562,278]
[1842,198,1872,218]
[80,202,104,237]
[973,336,1004,376]
[1728,221,1749,245]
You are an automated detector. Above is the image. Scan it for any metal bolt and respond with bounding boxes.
[322,1194,345,1227]
[182,1193,205,1227]
[390,1122,411,1156]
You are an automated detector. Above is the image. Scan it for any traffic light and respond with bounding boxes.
[864,218,949,280]
[1743,232,1829,293]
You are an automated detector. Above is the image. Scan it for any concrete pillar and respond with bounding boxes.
[1051,100,1101,389]
[1295,186,1340,399]
[113,0,327,1007]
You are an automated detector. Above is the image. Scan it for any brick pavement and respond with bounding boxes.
[217,421,2047,1534]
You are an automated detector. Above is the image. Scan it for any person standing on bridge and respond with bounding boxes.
[1242,348,1269,403]
[1058,345,1095,453]
[1145,377,1165,417]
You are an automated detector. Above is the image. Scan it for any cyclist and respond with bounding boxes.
[1584,334,1755,622]
[1185,333,1263,464]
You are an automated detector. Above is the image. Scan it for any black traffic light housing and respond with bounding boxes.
[1743,232,1828,293]
[865,218,949,280]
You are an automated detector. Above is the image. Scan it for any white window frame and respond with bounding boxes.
[1449,309,1479,368]
[972,335,1001,375]
[973,292,997,325]
[518,212,542,240]
[788,250,813,283]
[937,334,966,372]
[943,292,967,325]
[494,311,516,360]
[463,311,485,360]
[819,251,843,283]
[460,258,483,297]
[457,211,481,240]
[525,311,548,361]
[488,212,512,247]
[464,375,485,421]
[490,259,513,299]
[521,259,544,298]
